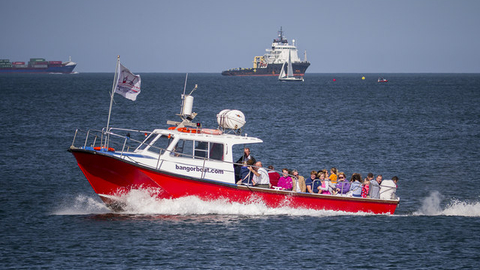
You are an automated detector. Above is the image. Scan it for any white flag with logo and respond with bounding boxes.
[114,64,141,101]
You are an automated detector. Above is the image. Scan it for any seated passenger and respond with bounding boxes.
[335,172,350,195]
[348,173,363,197]
[236,159,255,186]
[362,176,371,198]
[291,169,306,192]
[277,168,293,190]
[379,176,399,200]
[369,174,382,199]
[315,172,331,194]
[329,167,338,185]
[250,161,271,188]
[267,165,281,187]
[305,171,317,193]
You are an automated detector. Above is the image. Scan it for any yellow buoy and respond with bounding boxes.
[362,76,365,80]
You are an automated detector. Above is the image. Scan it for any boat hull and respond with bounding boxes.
[70,149,399,214]
[0,64,76,73]
[222,62,310,77]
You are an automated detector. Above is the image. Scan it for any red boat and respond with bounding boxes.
[378,77,388,82]
[69,81,399,214]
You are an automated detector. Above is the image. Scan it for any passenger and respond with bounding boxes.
[322,169,336,191]
[380,176,399,200]
[312,172,321,193]
[362,176,371,198]
[329,167,338,185]
[369,174,382,199]
[305,171,317,193]
[291,169,306,193]
[234,148,256,181]
[364,173,374,184]
[249,161,270,188]
[335,172,350,195]
[348,173,363,197]
[277,168,293,190]
[317,172,331,194]
[236,159,255,185]
[267,165,281,187]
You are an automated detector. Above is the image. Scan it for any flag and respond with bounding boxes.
[114,63,141,101]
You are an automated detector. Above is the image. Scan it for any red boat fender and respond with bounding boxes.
[177,127,198,133]
[93,146,115,152]
[201,128,223,135]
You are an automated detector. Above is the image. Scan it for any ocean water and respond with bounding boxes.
[1,73,480,269]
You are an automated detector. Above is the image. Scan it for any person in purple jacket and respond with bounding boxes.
[277,168,293,190]
[335,172,350,195]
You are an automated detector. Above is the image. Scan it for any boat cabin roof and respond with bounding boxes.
[152,128,263,145]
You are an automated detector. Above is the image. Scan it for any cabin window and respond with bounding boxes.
[137,133,156,151]
[209,143,224,161]
[138,134,172,154]
[171,139,224,161]
[194,141,208,159]
[171,139,193,158]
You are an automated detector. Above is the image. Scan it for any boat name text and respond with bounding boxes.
[175,164,224,174]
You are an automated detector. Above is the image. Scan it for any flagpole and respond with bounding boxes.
[105,55,120,146]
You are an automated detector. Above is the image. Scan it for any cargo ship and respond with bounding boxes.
[222,28,310,76]
[0,57,76,73]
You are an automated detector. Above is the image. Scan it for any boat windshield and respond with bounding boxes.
[136,134,172,154]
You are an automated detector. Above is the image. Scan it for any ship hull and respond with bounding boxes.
[222,62,310,77]
[70,149,399,214]
[0,64,76,73]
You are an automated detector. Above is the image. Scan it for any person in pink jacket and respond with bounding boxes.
[277,168,293,190]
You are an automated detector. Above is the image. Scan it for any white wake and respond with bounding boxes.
[413,191,480,217]
[52,189,377,217]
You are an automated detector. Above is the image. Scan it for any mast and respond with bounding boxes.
[105,56,120,141]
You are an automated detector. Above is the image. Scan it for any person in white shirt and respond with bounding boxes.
[249,161,271,188]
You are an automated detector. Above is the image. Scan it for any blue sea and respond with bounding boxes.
[1,73,480,269]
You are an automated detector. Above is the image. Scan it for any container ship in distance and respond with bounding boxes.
[222,28,310,76]
[0,57,76,73]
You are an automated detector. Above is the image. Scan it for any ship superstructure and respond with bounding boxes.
[222,27,310,76]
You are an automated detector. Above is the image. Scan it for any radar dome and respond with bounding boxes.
[217,109,246,130]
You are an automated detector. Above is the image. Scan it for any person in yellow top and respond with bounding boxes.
[329,167,338,184]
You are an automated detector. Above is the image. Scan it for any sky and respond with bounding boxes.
[2,0,480,73]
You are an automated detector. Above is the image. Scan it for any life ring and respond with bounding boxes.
[201,128,223,135]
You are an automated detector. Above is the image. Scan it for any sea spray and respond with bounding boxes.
[414,191,480,217]
[52,194,110,215]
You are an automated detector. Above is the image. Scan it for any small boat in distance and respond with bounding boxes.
[69,66,399,214]
[279,51,304,82]
[378,77,388,82]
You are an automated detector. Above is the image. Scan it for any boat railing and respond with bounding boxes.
[71,128,156,154]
